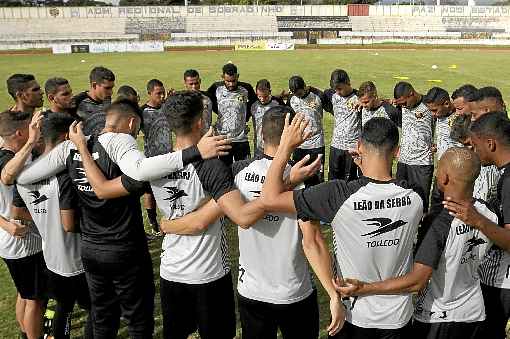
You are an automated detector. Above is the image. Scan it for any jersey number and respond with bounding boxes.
[238,265,246,283]
[506,264,510,279]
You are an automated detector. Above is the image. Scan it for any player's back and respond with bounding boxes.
[233,155,314,304]
[331,178,423,328]
[151,158,233,284]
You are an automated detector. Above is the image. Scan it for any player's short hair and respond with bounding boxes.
[105,98,143,123]
[6,74,36,99]
[262,105,295,146]
[163,91,203,135]
[474,86,505,106]
[89,66,115,85]
[450,114,472,143]
[360,117,399,153]
[222,63,238,76]
[423,87,450,104]
[439,147,481,185]
[289,76,305,93]
[256,79,271,92]
[42,112,75,144]
[451,84,477,101]
[470,111,510,147]
[44,77,69,97]
[0,110,31,137]
[393,82,414,99]
[358,81,377,98]
[147,79,164,93]
[183,69,200,80]
[330,69,350,88]
[116,85,138,102]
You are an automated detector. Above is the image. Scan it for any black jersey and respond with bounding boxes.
[74,91,111,136]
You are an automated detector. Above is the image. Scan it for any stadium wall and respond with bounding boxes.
[1,5,510,51]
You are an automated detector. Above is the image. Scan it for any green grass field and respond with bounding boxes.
[0,49,509,338]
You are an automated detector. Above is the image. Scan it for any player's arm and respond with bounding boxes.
[246,83,257,117]
[299,220,345,336]
[1,111,44,185]
[206,82,219,114]
[0,215,27,238]
[443,197,510,251]
[68,123,130,199]
[260,113,313,213]
[338,213,447,297]
[337,263,433,297]
[69,121,230,182]
[17,140,72,185]
[160,199,224,235]
[5,187,30,238]
[56,173,80,233]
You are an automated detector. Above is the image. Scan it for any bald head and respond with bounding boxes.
[438,147,480,191]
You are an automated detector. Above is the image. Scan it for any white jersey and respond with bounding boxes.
[479,163,510,289]
[399,101,434,166]
[361,102,401,128]
[15,174,83,277]
[324,89,360,151]
[152,158,234,284]
[474,165,500,202]
[414,202,498,323]
[289,91,324,150]
[435,113,462,160]
[294,178,424,329]
[0,149,42,259]
[250,98,281,154]
[233,155,314,304]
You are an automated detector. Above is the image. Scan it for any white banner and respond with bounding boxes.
[266,41,295,50]
[52,41,164,54]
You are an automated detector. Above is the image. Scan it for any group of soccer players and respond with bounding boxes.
[0,63,509,339]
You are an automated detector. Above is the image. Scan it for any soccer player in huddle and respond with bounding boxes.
[288,75,325,187]
[339,147,508,339]
[451,84,478,116]
[183,69,213,134]
[44,77,75,116]
[74,66,115,135]
[261,115,425,339]
[357,81,400,128]
[471,86,507,121]
[141,79,171,236]
[116,85,140,105]
[250,79,284,157]
[444,112,510,339]
[0,111,45,339]
[13,113,93,339]
[208,63,257,165]
[394,81,435,210]
[6,74,44,115]
[323,69,360,182]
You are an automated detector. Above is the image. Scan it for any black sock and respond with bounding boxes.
[146,209,159,232]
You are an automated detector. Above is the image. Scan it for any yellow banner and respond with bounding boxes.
[234,41,267,51]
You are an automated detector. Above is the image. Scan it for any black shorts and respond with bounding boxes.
[46,270,91,310]
[411,320,484,339]
[219,141,251,166]
[328,146,359,181]
[160,273,236,339]
[396,162,434,211]
[3,251,47,300]
[330,320,412,339]
[292,146,325,187]
[238,289,319,339]
[481,283,510,339]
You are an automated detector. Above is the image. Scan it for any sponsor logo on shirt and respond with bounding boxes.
[163,186,188,203]
[361,218,407,248]
[29,190,48,205]
[250,190,261,198]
